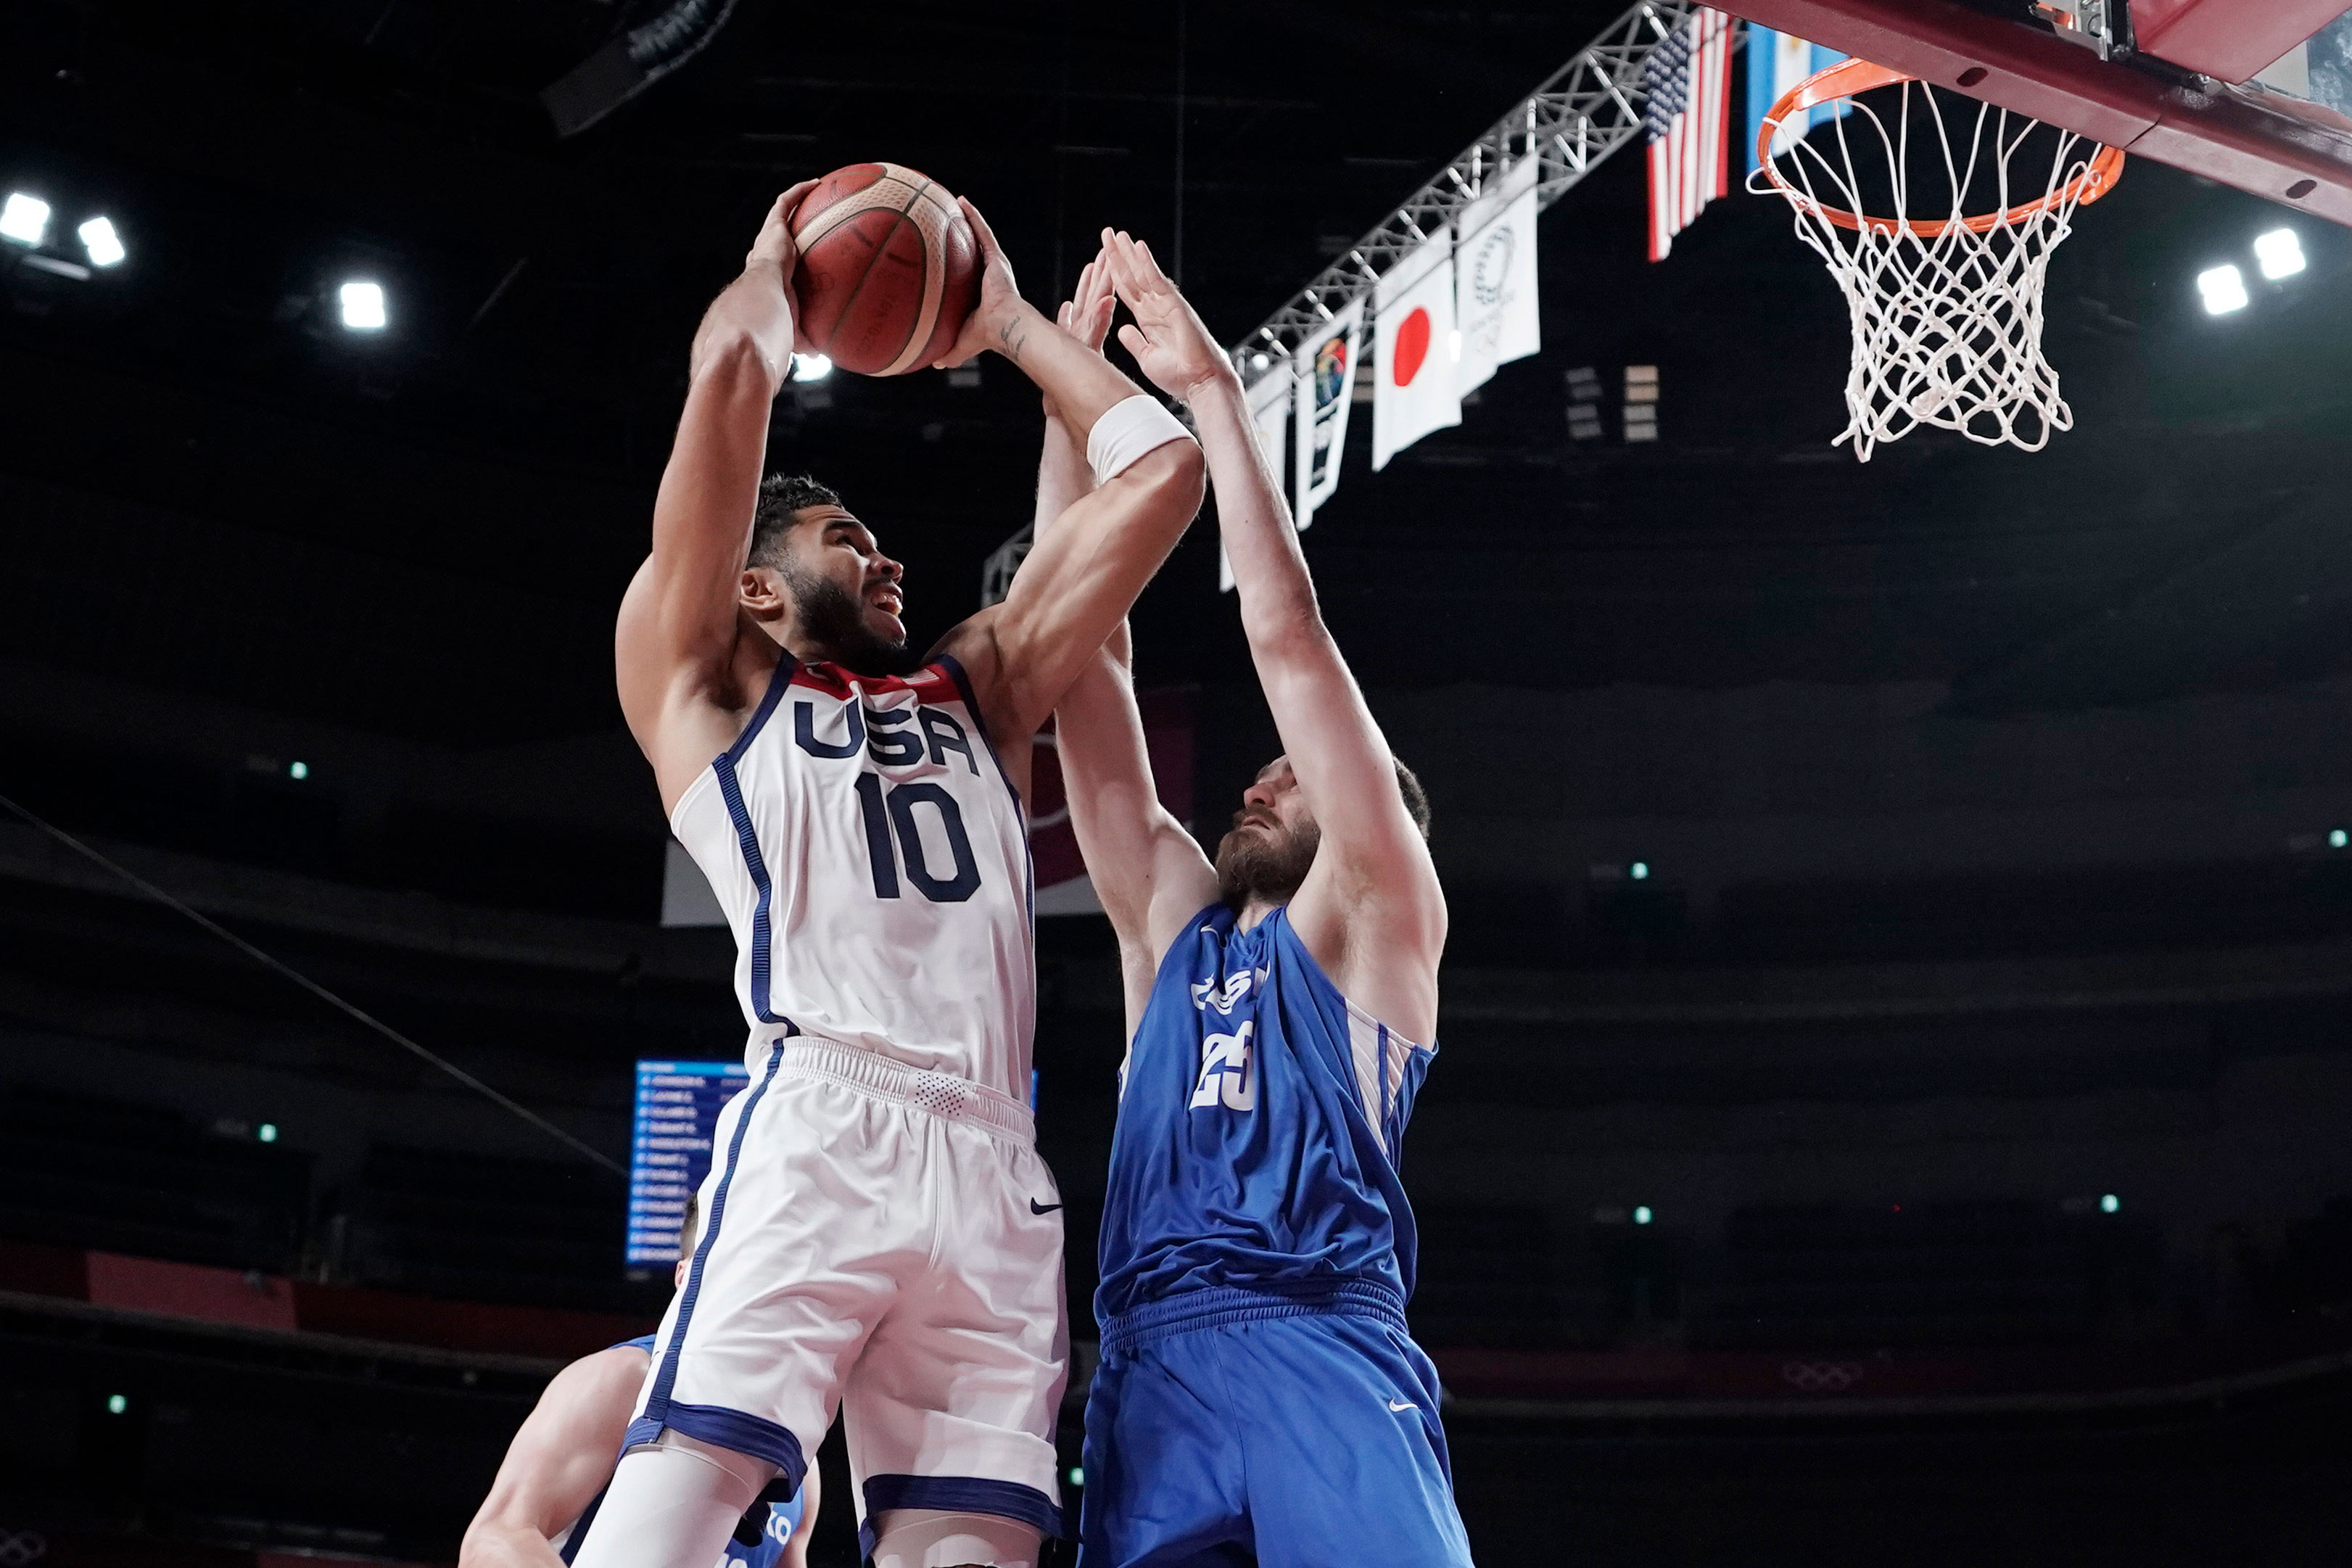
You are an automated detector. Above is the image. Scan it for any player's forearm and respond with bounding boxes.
[688,262,795,392]
[995,300,1149,437]
[1187,376,1321,646]
[1033,411,1094,538]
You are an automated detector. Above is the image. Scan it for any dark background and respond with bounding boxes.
[4,1,2352,1564]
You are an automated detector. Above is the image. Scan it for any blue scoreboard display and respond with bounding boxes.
[627,1059,748,1268]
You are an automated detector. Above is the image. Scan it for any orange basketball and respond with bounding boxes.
[790,163,980,377]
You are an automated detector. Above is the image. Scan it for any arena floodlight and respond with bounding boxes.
[78,215,125,267]
[1633,1205,1654,1225]
[0,192,50,246]
[258,1122,279,1142]
[2197,263,2249,315]
[2100,1193,2119,1213]
[106,1394,128,1414]
[791,352,833,382]
[2254,227,2305,280]
[1629,860,1650,880]
[338,280,387,330]
[2332,828,2348,849]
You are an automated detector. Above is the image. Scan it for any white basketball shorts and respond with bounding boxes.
[624,1036,1069,1547]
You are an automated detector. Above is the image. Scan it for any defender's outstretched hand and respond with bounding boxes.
[1100,228,1237,405]
[1057,253,1117,355]
[933,197,1026,370]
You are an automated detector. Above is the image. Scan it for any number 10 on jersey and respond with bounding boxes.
[854,775,981,902]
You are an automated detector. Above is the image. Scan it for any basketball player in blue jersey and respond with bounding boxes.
[1039,236,1473,1567]
[461,1200,819,1568]
[593,182,1200,1568]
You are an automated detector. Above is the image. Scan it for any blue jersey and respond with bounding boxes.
[561,1337,803,1567]
[1093,903,1437,1329]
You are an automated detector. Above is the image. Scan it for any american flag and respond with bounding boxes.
[1645,7,1736,262]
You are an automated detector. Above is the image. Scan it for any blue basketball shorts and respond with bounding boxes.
[1077,1287,1475,1568]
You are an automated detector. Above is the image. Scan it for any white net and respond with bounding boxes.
[1750,74,2120,462]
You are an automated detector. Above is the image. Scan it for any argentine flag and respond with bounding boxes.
[1746,26,1848,174]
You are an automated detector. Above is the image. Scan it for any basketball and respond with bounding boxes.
[790,162,981,377]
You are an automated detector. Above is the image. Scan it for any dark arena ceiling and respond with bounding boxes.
[4,0,2352,750]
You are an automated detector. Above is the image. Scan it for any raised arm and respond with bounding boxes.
[930,203,1205,744]
[616,183,815,813]
[1102,231,1444,1041]
[459,1347,647,1568]
[1035,260,1218,1010]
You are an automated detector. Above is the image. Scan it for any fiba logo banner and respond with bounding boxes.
[1453,157,1541,397]
[1370,234,1460,471]
[1290,297,1362,530]
[1190,1021,1257,1111]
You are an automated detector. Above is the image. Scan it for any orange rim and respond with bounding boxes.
[1754,56,2124,237]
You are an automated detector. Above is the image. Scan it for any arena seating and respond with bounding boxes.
[0,1083,311,1274]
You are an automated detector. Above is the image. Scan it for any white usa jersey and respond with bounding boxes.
[668,652,1035,1100]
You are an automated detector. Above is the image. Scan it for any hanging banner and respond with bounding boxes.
[1454,157,1542,397]
[1746,25,1848,173]
[1224,367,1295,592]
[1371,235,1460,471]
[1292,298,1363,531]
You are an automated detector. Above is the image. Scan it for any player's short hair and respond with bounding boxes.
[748,474,843,571]
[1394,757,1432,841]
[676,1190,701,1261]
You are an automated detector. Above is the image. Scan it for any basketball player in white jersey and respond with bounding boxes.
[585,183,1202,1568]
[461,1198,820,1568]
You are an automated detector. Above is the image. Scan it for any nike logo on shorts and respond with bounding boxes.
[1387,1399,1418,1413]
[1031,1199,1063,1215]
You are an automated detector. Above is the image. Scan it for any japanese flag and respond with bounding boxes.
[1371,235,1460,471]
[1454,157,1541,396]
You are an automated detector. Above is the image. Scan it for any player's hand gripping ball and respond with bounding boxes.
[790,163,981,376]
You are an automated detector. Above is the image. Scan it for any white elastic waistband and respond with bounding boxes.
[764,1038,1034,1142]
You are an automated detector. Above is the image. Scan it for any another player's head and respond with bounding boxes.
[742,473,916,675]
[673,1191,701,1292]
[1215,754,1431,911]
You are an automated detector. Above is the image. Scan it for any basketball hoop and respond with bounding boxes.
[1750,57,2124,461]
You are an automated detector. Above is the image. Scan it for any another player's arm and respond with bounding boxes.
[616,182,817,814]
[1036,259,1218,1001]
[931,203,1205,743]
[1102,231,1445,1039]
[458,1347,648,1568]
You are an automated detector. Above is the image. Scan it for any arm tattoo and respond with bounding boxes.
[997,318,1028,363]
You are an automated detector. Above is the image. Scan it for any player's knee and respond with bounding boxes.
[868,1508,1041,1568]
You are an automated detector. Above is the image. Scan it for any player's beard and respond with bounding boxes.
[1215,815,1321,911]
[783,564,917,677]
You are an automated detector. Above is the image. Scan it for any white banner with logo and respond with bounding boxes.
[1292,298,1363,530]
[1371,235,1460,471]
[1454,157,1541,396]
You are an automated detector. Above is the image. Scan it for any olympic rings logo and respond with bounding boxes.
[0,1530,50,1567]
[1780,1361,1865,1393]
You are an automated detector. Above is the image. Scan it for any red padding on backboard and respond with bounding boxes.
[2132,0,2350,88]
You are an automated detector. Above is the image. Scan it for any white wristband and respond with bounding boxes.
[1086,394,1194,487]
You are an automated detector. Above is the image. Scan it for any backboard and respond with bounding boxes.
[1720,0,2352,227]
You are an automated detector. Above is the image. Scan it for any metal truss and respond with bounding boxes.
[1231,0,1707,386]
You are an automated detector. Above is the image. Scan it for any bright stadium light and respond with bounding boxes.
[2332,828,2348,849]
[2100,1193,2120,1214]
[1629,861,1650,880]
[106,1394,128,1415]
[791,352,833,382]
[0,191,50,246]
[1633,1205,1654,1225]
[257,1122,279,1143]
[2254,228,2306,281]
[78,215,125,267]
[2198,263,2249,315]
[339,280,387,330]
